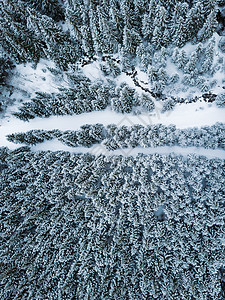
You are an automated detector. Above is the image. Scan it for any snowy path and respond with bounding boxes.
[29,141,225,159]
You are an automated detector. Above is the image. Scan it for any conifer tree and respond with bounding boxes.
[109,0,124,44]
[98,5,119,53]
[152,5,169,49]
[170,2,188,37]
[172,17,187,47]
[25,0,65,22]
[171,47,180,63]
[140,93,155,112]
[200,0,217,16]
[64,0,85,39]
[142,0,156,42]
[202,37,215,73]
[123,26,141,57]
[176,50,188,70]
[89,3,104,55]
[198,9,218,42]
[111,85,135,113]
[27,8,82,69]
[184,52,198,74]
[0,0,44,62]
[0,54,15,86]
[121,0,140,30]
[185,2,205,42]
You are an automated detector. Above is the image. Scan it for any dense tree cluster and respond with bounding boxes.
[13,76,158,120]
[0,147,224,299]
[144,36,225,95]
[0,0,81,68]
[13,76,113,120]
[1,2,225,298]
[7,123,225,150]
[0,0,223,68]
[0,0,224,115]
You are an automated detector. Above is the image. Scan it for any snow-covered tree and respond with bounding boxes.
[198,9,218,42]
[111,85,135,113]
[142,0,156,42]
[152,5,169,49]
[123,26,141,57]
[185,2,205,42]
[140,93,155,112]
[202,37,215,73]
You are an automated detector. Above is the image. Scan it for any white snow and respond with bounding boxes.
[30,142,225,159]
[10,59,67,98]
[1,59,70,119]
[82,61,106,82]
[136,67,149,85]
[116,73,137,89]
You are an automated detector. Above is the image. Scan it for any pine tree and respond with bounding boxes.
[142,0,156,42]
[199,0,217,16]
[80,25,95,57]
[0,54,15,86]
[140,93,155,112]
[170,2,188,37]
[89,3,104,55]
[65,0,95,57]
[98,5,119,54]
[27,8,82,69]
[171,47,180,64]
[148,65,159,83]
[121,0,140,30]
[0,0,44,63]
[172,17,187,47]
[198,9,218,42]
[25,0,65,22]
[176,50,188,70]
[111,85,135,113]
[64,0,85,39]
[218,36,225,53]
[185,2,205,42]
[123,26,141,57]
[152,5,169,49]
[105,58,121,77]
[136,44,153,71]
[215,93,225,107]
[109,0,124,45]
[184,52,198,74]
[202,38,215,73]
[152,26,163,50]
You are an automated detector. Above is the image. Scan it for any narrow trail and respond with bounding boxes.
[30,141,225,159]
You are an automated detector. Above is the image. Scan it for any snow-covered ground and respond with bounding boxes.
[29,141,225,159]
[10,59,68,98]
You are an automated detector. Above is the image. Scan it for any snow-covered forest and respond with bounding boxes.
[0,0,225,299]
